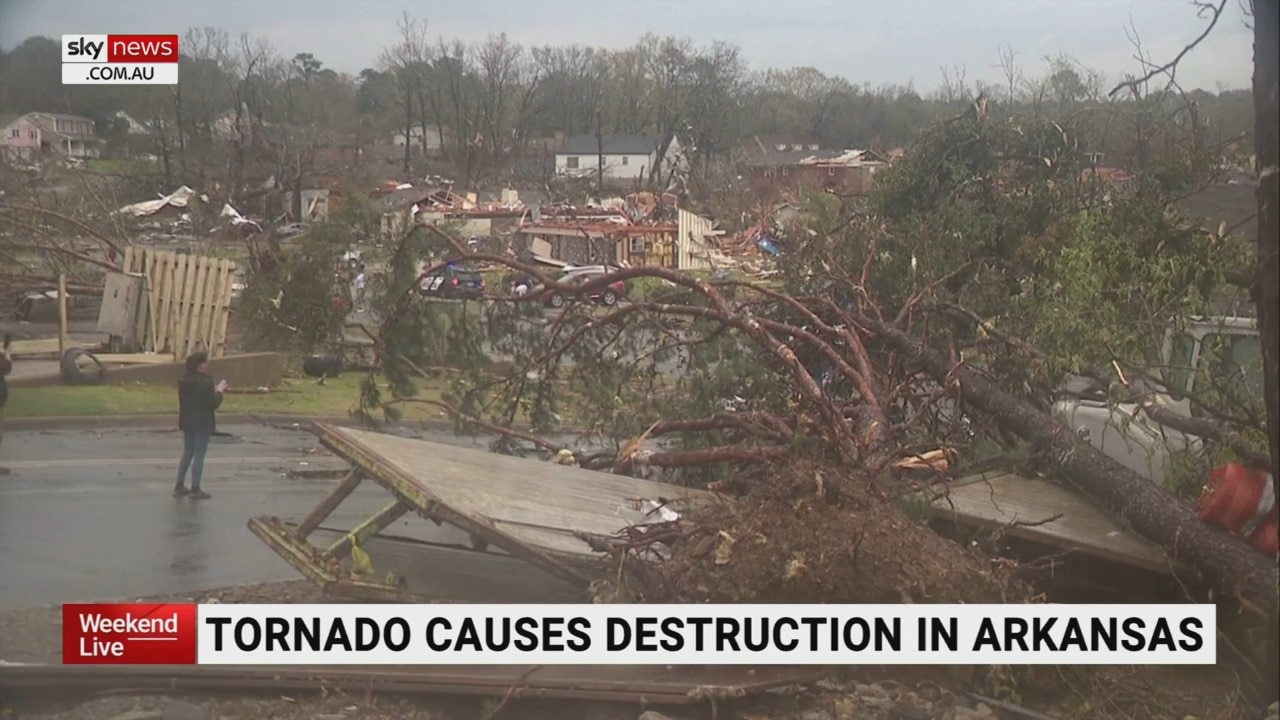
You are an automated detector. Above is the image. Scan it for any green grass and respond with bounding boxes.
[5,371,602,426]
[86,158,160,175]
[5,373,445,420]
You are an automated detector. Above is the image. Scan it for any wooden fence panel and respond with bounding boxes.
[119,248,236,358]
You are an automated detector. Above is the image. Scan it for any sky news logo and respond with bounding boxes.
[61,34,179,85]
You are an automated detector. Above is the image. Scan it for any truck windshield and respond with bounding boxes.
[1200,333,1264,401]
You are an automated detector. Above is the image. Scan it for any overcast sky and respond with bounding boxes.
[0,0,1255,92]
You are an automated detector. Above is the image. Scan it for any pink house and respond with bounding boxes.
[2,112,103,161]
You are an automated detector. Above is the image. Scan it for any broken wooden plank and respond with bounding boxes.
[183,255,210,357]
[312,423,711,564]
[210,260,236,357]
[926,472,1182,575]
[295,471,363,538]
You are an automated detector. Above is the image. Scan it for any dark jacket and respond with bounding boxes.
[177,370,223,434]
[0,355,11,407]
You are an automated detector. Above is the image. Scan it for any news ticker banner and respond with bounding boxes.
[62,35,179,85]
[63,603,1215,665]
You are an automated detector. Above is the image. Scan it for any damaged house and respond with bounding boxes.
[388,123,452,155]
[554,134,681,183]
[1,112,103,161]
[743,145,888,202]
[515,205,718,271]
[515,221,678,268]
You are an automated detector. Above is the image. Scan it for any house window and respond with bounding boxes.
[781,167,790,176]
[828,167,836,176]
[28,130,36,139]
[808,144,819,151]
[775,144,786,151]
[621,156,629,166]
[764,169,775,178]
[629,236,645,254]
[566,156,579,169]
[9,129,17,138]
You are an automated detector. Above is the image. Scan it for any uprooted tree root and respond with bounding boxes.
[623,458,1033,606]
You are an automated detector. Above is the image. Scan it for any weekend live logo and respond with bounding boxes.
[62,603,1217,666]
[63,604,196,664]
[61,34,179,85]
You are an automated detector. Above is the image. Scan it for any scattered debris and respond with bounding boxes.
[220,203,262,232]
[114,186,208,218]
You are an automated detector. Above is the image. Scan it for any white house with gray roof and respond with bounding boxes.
[554,134,678,181]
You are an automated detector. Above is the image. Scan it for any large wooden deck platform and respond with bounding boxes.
[249,423,713,603]
[313,423,710,570]
[925,472,1180,575]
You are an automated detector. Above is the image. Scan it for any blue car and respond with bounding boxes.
[420,264,485,300]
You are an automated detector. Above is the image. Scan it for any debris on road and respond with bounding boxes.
[249,422,711,602]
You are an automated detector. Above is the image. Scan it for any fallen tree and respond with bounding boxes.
[864,314,1278,616]
[343,56,1278,673]
[360,227,1277,620]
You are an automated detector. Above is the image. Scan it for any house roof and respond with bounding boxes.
[559,134,658,156]
[33,112,95,124]
[377,187,440,211]
[745,148,888,168]
[26,112,100,140]
[752,135,823,152]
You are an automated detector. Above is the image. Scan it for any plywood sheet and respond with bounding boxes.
[315,423,711,563]
[927,472,1176,574]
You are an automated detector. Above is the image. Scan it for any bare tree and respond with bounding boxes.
[378,13,430,175]
[507,47,547,153]
[995,44,1023,106]
[937,64,970,105]
[226,33,274,198]
[475,33,523,165]
[434,38,484,187]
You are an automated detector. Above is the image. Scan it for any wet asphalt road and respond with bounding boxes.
[0,423,546,610]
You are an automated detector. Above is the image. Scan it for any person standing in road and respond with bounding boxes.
[353,265,367,312]
[0,334,11,475]
[174,351,226,499]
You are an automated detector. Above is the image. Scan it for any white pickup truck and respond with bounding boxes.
[1053,316,1263,486]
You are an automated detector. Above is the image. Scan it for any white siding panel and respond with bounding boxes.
[555,152,654,180]
[677,208,716,271]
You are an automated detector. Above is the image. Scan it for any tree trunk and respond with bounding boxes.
[864,317,1280,617]
[595,108,605,193]
[1253,0,1280,536]
[171,86,187,176]
[1251,0,1280,704]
